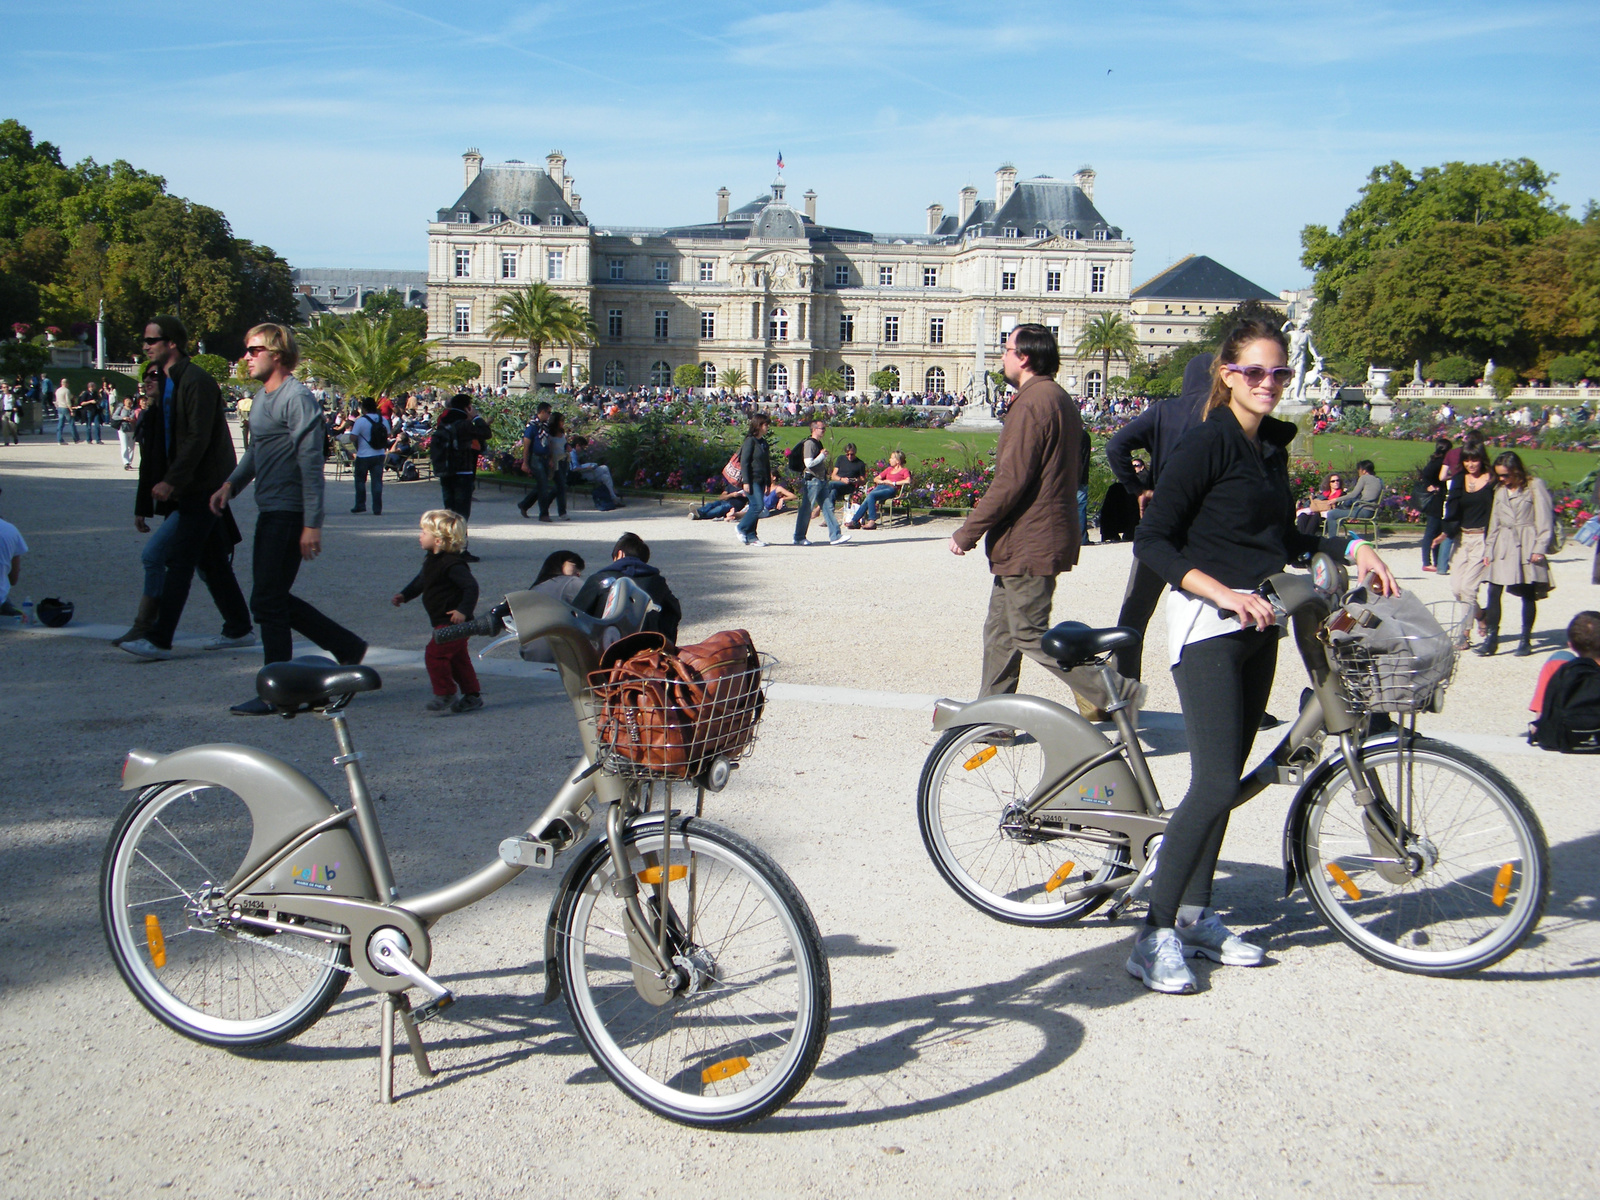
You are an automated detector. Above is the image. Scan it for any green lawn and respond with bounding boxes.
[1308,433,1597,490]
[774,425,997,471]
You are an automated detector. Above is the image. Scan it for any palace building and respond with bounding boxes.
[427,149,1135,397]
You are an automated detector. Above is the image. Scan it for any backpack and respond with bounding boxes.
[359,414,390,451]
[786,440,807,473]
[430,419,473,474]
[399,460,420,482]
[1530,658,1600,753]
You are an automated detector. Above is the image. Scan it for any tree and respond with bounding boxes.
[1424,356,1477,385]
[869,368,899,395]
[1547,354,1590,384]
[301,315,464,397]
[486,283,594,389]
[1490,365,1518,401]
[672,362,702,390]
[1074,311,1138,384]
[719,365,746,392]
[811,367,845,394]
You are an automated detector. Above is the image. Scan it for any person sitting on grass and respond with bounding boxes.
[848,450,911,529]
[392,509,483,715]
[1529,611,1600,753]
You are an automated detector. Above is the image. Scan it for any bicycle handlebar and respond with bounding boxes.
[433,601,509,644]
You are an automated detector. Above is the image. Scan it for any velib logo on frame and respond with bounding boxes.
[290,862,340,891]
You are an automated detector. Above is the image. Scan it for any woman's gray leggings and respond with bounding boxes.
[1146,627,1279,928]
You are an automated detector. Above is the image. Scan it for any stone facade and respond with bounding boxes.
[428,151,1135,397]
[1129,254,1281,362]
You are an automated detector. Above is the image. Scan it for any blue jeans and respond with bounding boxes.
[85,410,104,443]
[56,410,78,444]
[857,484,896,523]
[794,477,840,542]
[736,487,766,539]
[353,456,383,513]
[1078,486,1089,544]
[695,497,745,519]
[141,513,179,598]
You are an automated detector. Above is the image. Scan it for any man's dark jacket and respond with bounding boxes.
[1106,353,1211,494]
[159,357,238,514]
[572,557,682,643]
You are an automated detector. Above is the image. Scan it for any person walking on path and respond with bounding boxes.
[1441,443,1496,651]
[210,323,367,714]
[1,385,19,446]
[79,384,105,444]
[348,397,389,515]
[792,419,848,545]
[432,393,492,521]
[393,509,483,714]
[537,411,570,522]
[1479,451,1553,658]
[237,389,254,449]
[119,317,255,661]
[948,323,1138,720]
[516,400,552,518]
[113,364,178,647]
[112,387,138,469]
[54,379,78,444]
[735,414,773,547]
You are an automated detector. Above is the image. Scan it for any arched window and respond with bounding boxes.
[544,358,562,373]
[769,308,788,341]
[701,362,717,387]
[881,365,900,390]
[1085,370,1104,399]
[498,358,518,387]
[925,366,945,393]
[839,364,856,393]
[603,360,626,386]
[650,361,672,388]
[767,363,789,391]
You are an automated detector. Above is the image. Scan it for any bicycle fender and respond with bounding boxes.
[120,744,375,901]
[931,695,1142,812]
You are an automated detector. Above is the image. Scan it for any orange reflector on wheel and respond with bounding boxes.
[1044,861,1077,893]
[1492,862,1514,907]
[637,865,688,886]
[145,914,167,969]
[1327,864,1362,901]
[964,746,997,771]
[701,1056,749,1084]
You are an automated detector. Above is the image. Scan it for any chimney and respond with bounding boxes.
[926,203,944,235]
[1073,165,1096,202]
[958,186,977,224]
[716,187,730,222]
[995,163,1018,210]
[546,150,566,185]
[563,175,574,205]
[570,192,581,213]
[803,189,817,221]
[463,147,483,188]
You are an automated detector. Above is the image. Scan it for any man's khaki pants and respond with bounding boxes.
[979,573,1123,710]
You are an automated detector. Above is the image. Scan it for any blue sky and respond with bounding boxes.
[4,0,1597,292]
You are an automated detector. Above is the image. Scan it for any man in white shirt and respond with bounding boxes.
[1,385,19,446]
[55,379,79,444]
[347,396,389,515]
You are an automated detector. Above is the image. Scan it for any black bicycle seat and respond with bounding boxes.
[1040,622,1140,668]
[256,656,382,710]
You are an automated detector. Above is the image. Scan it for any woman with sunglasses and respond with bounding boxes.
[1479,451,1552,657]
[1129,316,1398,994]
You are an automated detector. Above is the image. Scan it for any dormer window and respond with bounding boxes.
[1067,228,1080,240]
[1093,228,1108,240]
[549,213,566,227]
[517,212,535,226]
[485,210,503,225]
[1002,227,1019,239]
[455,211,471,224]
[1034,227,1048,238]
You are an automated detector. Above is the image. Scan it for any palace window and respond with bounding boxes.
[769,308,789,341]
[454,302,471,334]
[1046,270,1061,293]
[925,366,945,393]
[883,315,899,343]
[1090,265,1106,294]
[1067,228,1080,240]
[485,210,503,225]
[603,360,626,386]
[834,263,850,287]
[929,316,944,345]
[655,259,671,281]
[1001,271,1017,292]
[547,250,564,280]
[839,364,855,392]
[500,252,517,280]
[607,309,623,339]
[453,248,471,277]
[1093,228,1108,240]
[1047,322,1061,343]
[699,260,715,283]
[878,265,893,287]
[549,213,566,226]
[654,309,669,340]
[609,258,624,280]
[700,310,715,339]
[1002,227,1019,239]
[839,313,854,343]
[1034,227,1048,239]
[454,210,471,224]
[923,266,937,287]
[1085,370,1104,398]
[701,362,717,387]
[650,361,672,387]
[518,212,535,226]
[767,363,789,391]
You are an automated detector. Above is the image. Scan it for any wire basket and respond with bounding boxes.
[586,653,773,780]
[1326,627,1458,714]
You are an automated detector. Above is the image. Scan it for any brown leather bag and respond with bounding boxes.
[676,629,764,763]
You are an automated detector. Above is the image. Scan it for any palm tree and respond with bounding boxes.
[1074,312,1139,393]
[486,283,594,388]
[811,367,846,395]
[300,315,462,396]
[719,366,747,393]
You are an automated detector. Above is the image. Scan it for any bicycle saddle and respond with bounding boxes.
[1040,622,1140,668]
[256,655,382,710]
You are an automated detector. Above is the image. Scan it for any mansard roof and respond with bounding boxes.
[953,177,1122,241]
[437,165,584,226]
[1132,254,1276,302]
[662,191,874,244]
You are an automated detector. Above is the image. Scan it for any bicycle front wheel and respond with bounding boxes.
[101,782,350,1048]
[918,724,1132,926]
[1296,738,1549,975]
[556,817,829,1128]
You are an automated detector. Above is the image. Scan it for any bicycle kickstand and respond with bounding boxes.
[378,992,438,1104]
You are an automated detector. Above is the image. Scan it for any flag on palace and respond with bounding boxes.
[776,152,784,169]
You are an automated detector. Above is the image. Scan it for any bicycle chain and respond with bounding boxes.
[225,925,354,974]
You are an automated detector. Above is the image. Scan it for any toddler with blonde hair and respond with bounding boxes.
[393,509,483,713]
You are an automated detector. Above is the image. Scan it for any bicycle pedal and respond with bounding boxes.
[411,992,455,1024]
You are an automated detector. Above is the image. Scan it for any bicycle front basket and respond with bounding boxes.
[1324,589,1457,715]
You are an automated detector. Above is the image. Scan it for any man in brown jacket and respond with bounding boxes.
[950,324,1135,716]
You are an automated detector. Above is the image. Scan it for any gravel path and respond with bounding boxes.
[1,432,1595,1198]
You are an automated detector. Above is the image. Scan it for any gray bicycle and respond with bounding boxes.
[918,554,1549,976]
[100,579,829,1127]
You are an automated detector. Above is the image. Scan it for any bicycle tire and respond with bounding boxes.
[1295,737,1549,975]
[556,816,829,1128]
[101,782,350,1048]
[918,724,1133,927]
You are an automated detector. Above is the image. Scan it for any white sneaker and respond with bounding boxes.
[120,638,173,661]
[744,536,766,547]
[829,532,853,545]
[202,631,257,650]
[1175,911,1266,966]
[793,538,811,546]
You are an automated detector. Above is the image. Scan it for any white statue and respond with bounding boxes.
[1282,313,1319,403]
[1484,358,1496,382]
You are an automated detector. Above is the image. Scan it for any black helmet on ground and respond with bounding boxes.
[36,597,73,627]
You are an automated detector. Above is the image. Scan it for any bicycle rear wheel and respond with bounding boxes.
[101,782,350,1048]
[918,724,1132,926]
[1296,738,1549,975]
[556,816,829,1128]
